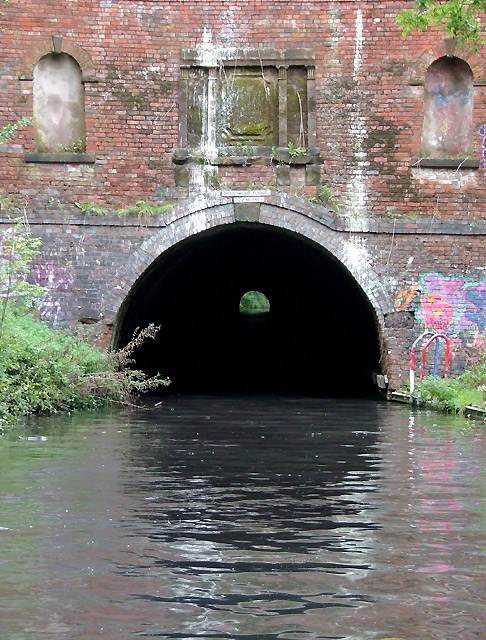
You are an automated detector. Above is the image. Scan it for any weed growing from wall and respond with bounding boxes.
[74,199,177,217]
[309,185,341,214]
[0,117,31,145]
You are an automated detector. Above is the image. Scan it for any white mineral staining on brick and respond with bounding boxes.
[341,235,390,307]
[189,28,219,192]
[353,8,363,79]
[220,8,237,46]
[328,4,341,49]
[345,9,368,220]
[342,237,369,284]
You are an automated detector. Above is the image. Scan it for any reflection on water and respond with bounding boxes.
[1,396,486,639]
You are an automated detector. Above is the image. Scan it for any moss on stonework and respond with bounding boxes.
[153,78,172,93]
[107,65,174,112]
[112,87,149,111]
[74,199,178,217]
[381,59,410,77]
[364,126,399,160]
[217,68,279,147]
[392,172,417,200]
[326,78,358,100]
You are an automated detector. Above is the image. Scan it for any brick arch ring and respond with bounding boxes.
[104,193,391,330]
[409,44,486,86]
[18,35,97,80]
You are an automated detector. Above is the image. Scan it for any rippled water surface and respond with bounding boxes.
[1,396,486,639]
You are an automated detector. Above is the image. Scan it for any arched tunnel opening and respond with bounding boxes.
[115,223,382,396]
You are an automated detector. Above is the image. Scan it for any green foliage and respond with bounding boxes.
[309,185,341,214]
[75,199,177,217]
[458,351,486,386]
[120,199,177,216]
[0,117,31,145]
[62,139,85,154]
[74,201,107,214]
[0,195,13,211]
[0,218,47,337]
[239,291,270,315]
[417,376,481,413]
[397,0,486,48]
[414,357,486,415]
[0,313,168,424]
[270,146,283,165]
[411,348,486,414]
[0,218,169,424]
[287,142,307,157]
[1,119,32,214]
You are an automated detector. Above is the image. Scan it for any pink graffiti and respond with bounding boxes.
[30,262,74,325]
[416,273,481,335]
[31,262,74,292]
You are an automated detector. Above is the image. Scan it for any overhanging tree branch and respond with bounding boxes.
[397,0,486,49]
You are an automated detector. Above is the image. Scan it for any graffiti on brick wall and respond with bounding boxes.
[31,262,74,325]
[416,272,486,335]
[479,124,486,176]
[394,284,420,312]
[399,272,486,359]
[0,228,74,326]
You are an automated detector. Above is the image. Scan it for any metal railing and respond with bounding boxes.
[410,330,451,401]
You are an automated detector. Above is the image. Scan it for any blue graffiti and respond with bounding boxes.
[465,288,486,333]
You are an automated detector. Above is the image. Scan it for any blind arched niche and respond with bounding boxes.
[421,56,474,159]
[33,53,86,153]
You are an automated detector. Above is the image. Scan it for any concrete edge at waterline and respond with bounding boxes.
[390,391,486,422]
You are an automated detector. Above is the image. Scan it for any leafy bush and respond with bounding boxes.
[0,117,31,145]
[0,217,169,424]
[0,311,168,424]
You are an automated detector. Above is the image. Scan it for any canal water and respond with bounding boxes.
[1,396,485,639]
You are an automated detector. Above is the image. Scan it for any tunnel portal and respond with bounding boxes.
[116,223,382,395]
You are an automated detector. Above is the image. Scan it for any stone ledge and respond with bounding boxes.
[3,192,486,237]
[19,74,100,83]
[172,146,322,166]
[181,47,316,67]
[24,152,96,164]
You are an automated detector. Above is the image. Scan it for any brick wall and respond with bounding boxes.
[2,0,486,214]
[2,0,486,392]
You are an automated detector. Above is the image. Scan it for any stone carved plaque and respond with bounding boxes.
[217,67,278,146]
[174,48,319,176]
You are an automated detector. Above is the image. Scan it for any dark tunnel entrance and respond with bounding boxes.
[116,224,382,396]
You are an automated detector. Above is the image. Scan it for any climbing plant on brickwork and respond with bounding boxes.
[397,0,486,49]
[0,118,31,145]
